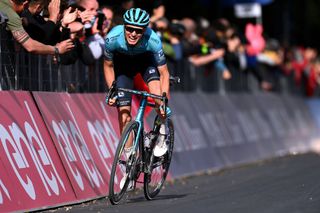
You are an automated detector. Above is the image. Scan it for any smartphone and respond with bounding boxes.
[97,11,105,31]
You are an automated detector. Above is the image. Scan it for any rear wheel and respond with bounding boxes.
[109,121,140,205]
[144,118,174,200]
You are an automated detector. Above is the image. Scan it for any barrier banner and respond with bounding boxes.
[0,159,22,212]
[0,91,76,212]
[167,92,317,177]
[306,99,320,151]
[32,92,123,200]
[306,99,320,130]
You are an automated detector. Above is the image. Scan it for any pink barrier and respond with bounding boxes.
[0,91,168,212]
[0,91,77,212]
[32,92,123,200]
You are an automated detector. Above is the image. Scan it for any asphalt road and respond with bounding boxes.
[46,153,320,213]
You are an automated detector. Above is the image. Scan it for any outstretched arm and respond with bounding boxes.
[12,29,74,55]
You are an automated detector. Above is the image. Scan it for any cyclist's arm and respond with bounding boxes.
[157,63,170,99]
[104,59,115,88]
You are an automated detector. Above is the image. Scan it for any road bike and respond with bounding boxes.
[107,79,178,204]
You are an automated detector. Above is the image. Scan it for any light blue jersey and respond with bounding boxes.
[104,25,166,66]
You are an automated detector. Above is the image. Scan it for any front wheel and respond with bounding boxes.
[109,121,140,205]
[144,118,174,200]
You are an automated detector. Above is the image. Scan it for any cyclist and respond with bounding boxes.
[103,8,171,160]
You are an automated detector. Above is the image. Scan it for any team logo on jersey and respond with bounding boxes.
[104,50,113,59]
[118,91,125,97]
[158,50,165,60]
[149,68,156,74]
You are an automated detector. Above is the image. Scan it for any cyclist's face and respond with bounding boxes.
[124,25,145,45]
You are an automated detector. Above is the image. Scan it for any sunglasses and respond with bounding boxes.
[125,26,144,34]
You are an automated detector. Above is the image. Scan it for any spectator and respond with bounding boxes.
[76,0,105,60]
[112,0,134,25]
[150,0,165,24]
[0,0,74,56]
[101,5,114,35]
[185,18,231,81]
[21,0,79,45]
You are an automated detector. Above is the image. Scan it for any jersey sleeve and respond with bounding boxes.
[104,35,114,61]
[103,26,122,61]
[148,30,167,66]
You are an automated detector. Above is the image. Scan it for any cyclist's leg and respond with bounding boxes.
[143,66,161,104]
[116,75,134,148]
[115,75,136,190]
[143,66,172,118]
[143,67,170,156]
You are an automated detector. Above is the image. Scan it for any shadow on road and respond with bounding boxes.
[128,193,188,203]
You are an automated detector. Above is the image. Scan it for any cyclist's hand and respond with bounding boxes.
[105,81,117,107]
[107,96,118,106]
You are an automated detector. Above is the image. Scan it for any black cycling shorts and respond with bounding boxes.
[113,52,160,107]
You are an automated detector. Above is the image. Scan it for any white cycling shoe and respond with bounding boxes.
[119,175,134,191]
[153,123,168,157]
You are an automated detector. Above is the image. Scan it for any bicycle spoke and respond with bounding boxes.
[144,118,174,200]
[109,121,140,205]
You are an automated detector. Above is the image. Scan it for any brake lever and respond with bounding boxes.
[105,81,117,105]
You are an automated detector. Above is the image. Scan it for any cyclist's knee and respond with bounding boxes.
[121,114,131,126]
[124,115,132,124]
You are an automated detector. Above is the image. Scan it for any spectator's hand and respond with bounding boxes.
[261,81,273,91]
[56,39,74,54]
[48,0,60,23]
[213,48,225,58]
[222,70,232,80]
[61,7,78,27]
[170,36,180,45]
[79,10,97,24]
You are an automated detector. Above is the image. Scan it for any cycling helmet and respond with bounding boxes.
[123,8,150,27]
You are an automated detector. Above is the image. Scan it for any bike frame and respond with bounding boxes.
[118,88,163,171]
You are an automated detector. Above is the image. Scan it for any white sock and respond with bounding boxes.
[159,123,166,135]
[124,146,133,159]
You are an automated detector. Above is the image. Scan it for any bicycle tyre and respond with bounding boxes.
[143,118,174,200]
[109,121,139,205]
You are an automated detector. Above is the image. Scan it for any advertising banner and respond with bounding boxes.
[33,92,123,200]
[168,92,317,177]
[0,91,76,212]
[0,159,22,212]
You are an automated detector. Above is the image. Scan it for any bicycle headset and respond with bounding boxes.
[123,8,150,27]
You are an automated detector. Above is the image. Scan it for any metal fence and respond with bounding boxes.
[0,25,312,95]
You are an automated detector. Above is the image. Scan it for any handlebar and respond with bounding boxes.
[169,76,180,85]
[117,87,165,100]
[106,76,180,110]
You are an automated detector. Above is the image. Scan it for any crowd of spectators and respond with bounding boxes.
[1,0,320,96]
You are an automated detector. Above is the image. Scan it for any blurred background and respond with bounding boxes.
[132,0,320,50]
[2,0,320,97]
